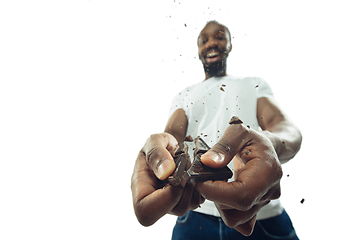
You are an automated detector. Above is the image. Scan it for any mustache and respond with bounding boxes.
[202,46,226,57]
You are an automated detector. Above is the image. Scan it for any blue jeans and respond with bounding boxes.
[172,210,299,240]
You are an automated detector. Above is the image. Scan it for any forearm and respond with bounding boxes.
[164,108,188,144]
[262,120,302,164]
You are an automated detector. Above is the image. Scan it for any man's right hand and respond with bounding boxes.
[131,133,204,226]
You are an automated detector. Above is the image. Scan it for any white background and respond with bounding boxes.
[1,0,359,239]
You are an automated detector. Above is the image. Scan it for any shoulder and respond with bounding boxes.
[228,76,274,98]
[175,81,202,96]
[242,76,269,86]
[226,76,270,87]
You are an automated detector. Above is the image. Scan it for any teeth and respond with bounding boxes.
[207,52,219,58]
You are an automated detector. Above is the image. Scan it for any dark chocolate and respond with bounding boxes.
[175,142,188,157]
[186,137,233,182]
[184,135,194,142]
[167,142,189,186]
[184,155,233,183]
[167,153,189,186]
[229,116,243,125]
[164,137,233,185]
[193,137,209,159]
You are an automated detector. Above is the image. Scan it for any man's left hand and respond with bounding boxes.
[196,123,283,236]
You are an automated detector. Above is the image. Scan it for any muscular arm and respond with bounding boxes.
[257,97,302,163]
[164,108,188,144]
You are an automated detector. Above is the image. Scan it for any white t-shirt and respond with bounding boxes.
[168,75,283,220]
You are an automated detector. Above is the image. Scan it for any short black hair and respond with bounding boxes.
[200,20,232,43]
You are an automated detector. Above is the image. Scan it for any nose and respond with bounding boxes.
[205,37,219,50]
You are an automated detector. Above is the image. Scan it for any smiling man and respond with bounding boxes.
[198,22,231,79]
[131,20,302,239]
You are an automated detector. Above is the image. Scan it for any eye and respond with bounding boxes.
[216,35,225,40]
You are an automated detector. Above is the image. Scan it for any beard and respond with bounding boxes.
[200,47,229,77]
[202,58,227,77]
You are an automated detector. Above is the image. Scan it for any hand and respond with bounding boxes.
[196,124,283,236]
[131,133,204,226]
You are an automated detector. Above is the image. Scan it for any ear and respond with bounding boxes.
[228,43,232,53]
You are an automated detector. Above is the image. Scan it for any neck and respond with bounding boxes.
[205,70,227,80]
[203,58,228,80]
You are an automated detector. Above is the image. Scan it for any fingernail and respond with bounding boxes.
[157,159,174,180]
[201,151,224,163]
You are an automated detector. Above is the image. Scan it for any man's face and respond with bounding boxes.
[198,22,232,76]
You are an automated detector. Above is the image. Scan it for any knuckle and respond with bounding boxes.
[136,212,155,227]
[223,218,238,228]
[270,184,281,200]
[218,209,240,228]
[272,189,281,200]
[145,147,159,164]
[172,207,188,217]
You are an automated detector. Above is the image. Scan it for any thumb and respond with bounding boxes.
[143,133,178,180]
[201,123,250,168]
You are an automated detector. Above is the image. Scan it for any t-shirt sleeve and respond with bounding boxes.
[256,78,275,99]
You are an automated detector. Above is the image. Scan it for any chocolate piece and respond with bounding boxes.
[220,87,225,92]
[193,137,209,158]
[184,135,194,142]
[167,142,189,186]
[164,138,233,185]
[184,155,233,183]
[229,116,243,125]
[175,142,188,156]
[167,153,189,186]
[184,137,233,183]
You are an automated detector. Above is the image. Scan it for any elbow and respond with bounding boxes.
[280,129,302,164]
[294,129,303,155]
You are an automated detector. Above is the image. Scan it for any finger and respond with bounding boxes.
[131,151,183,226]
[170,184,205,216]
[170,183,194,216]
[201,123,251,168]
[189,188,205,210]
[216,201,269,228]
[196,158,277,211]
[143,133,178,180]
[134,184,184,226]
